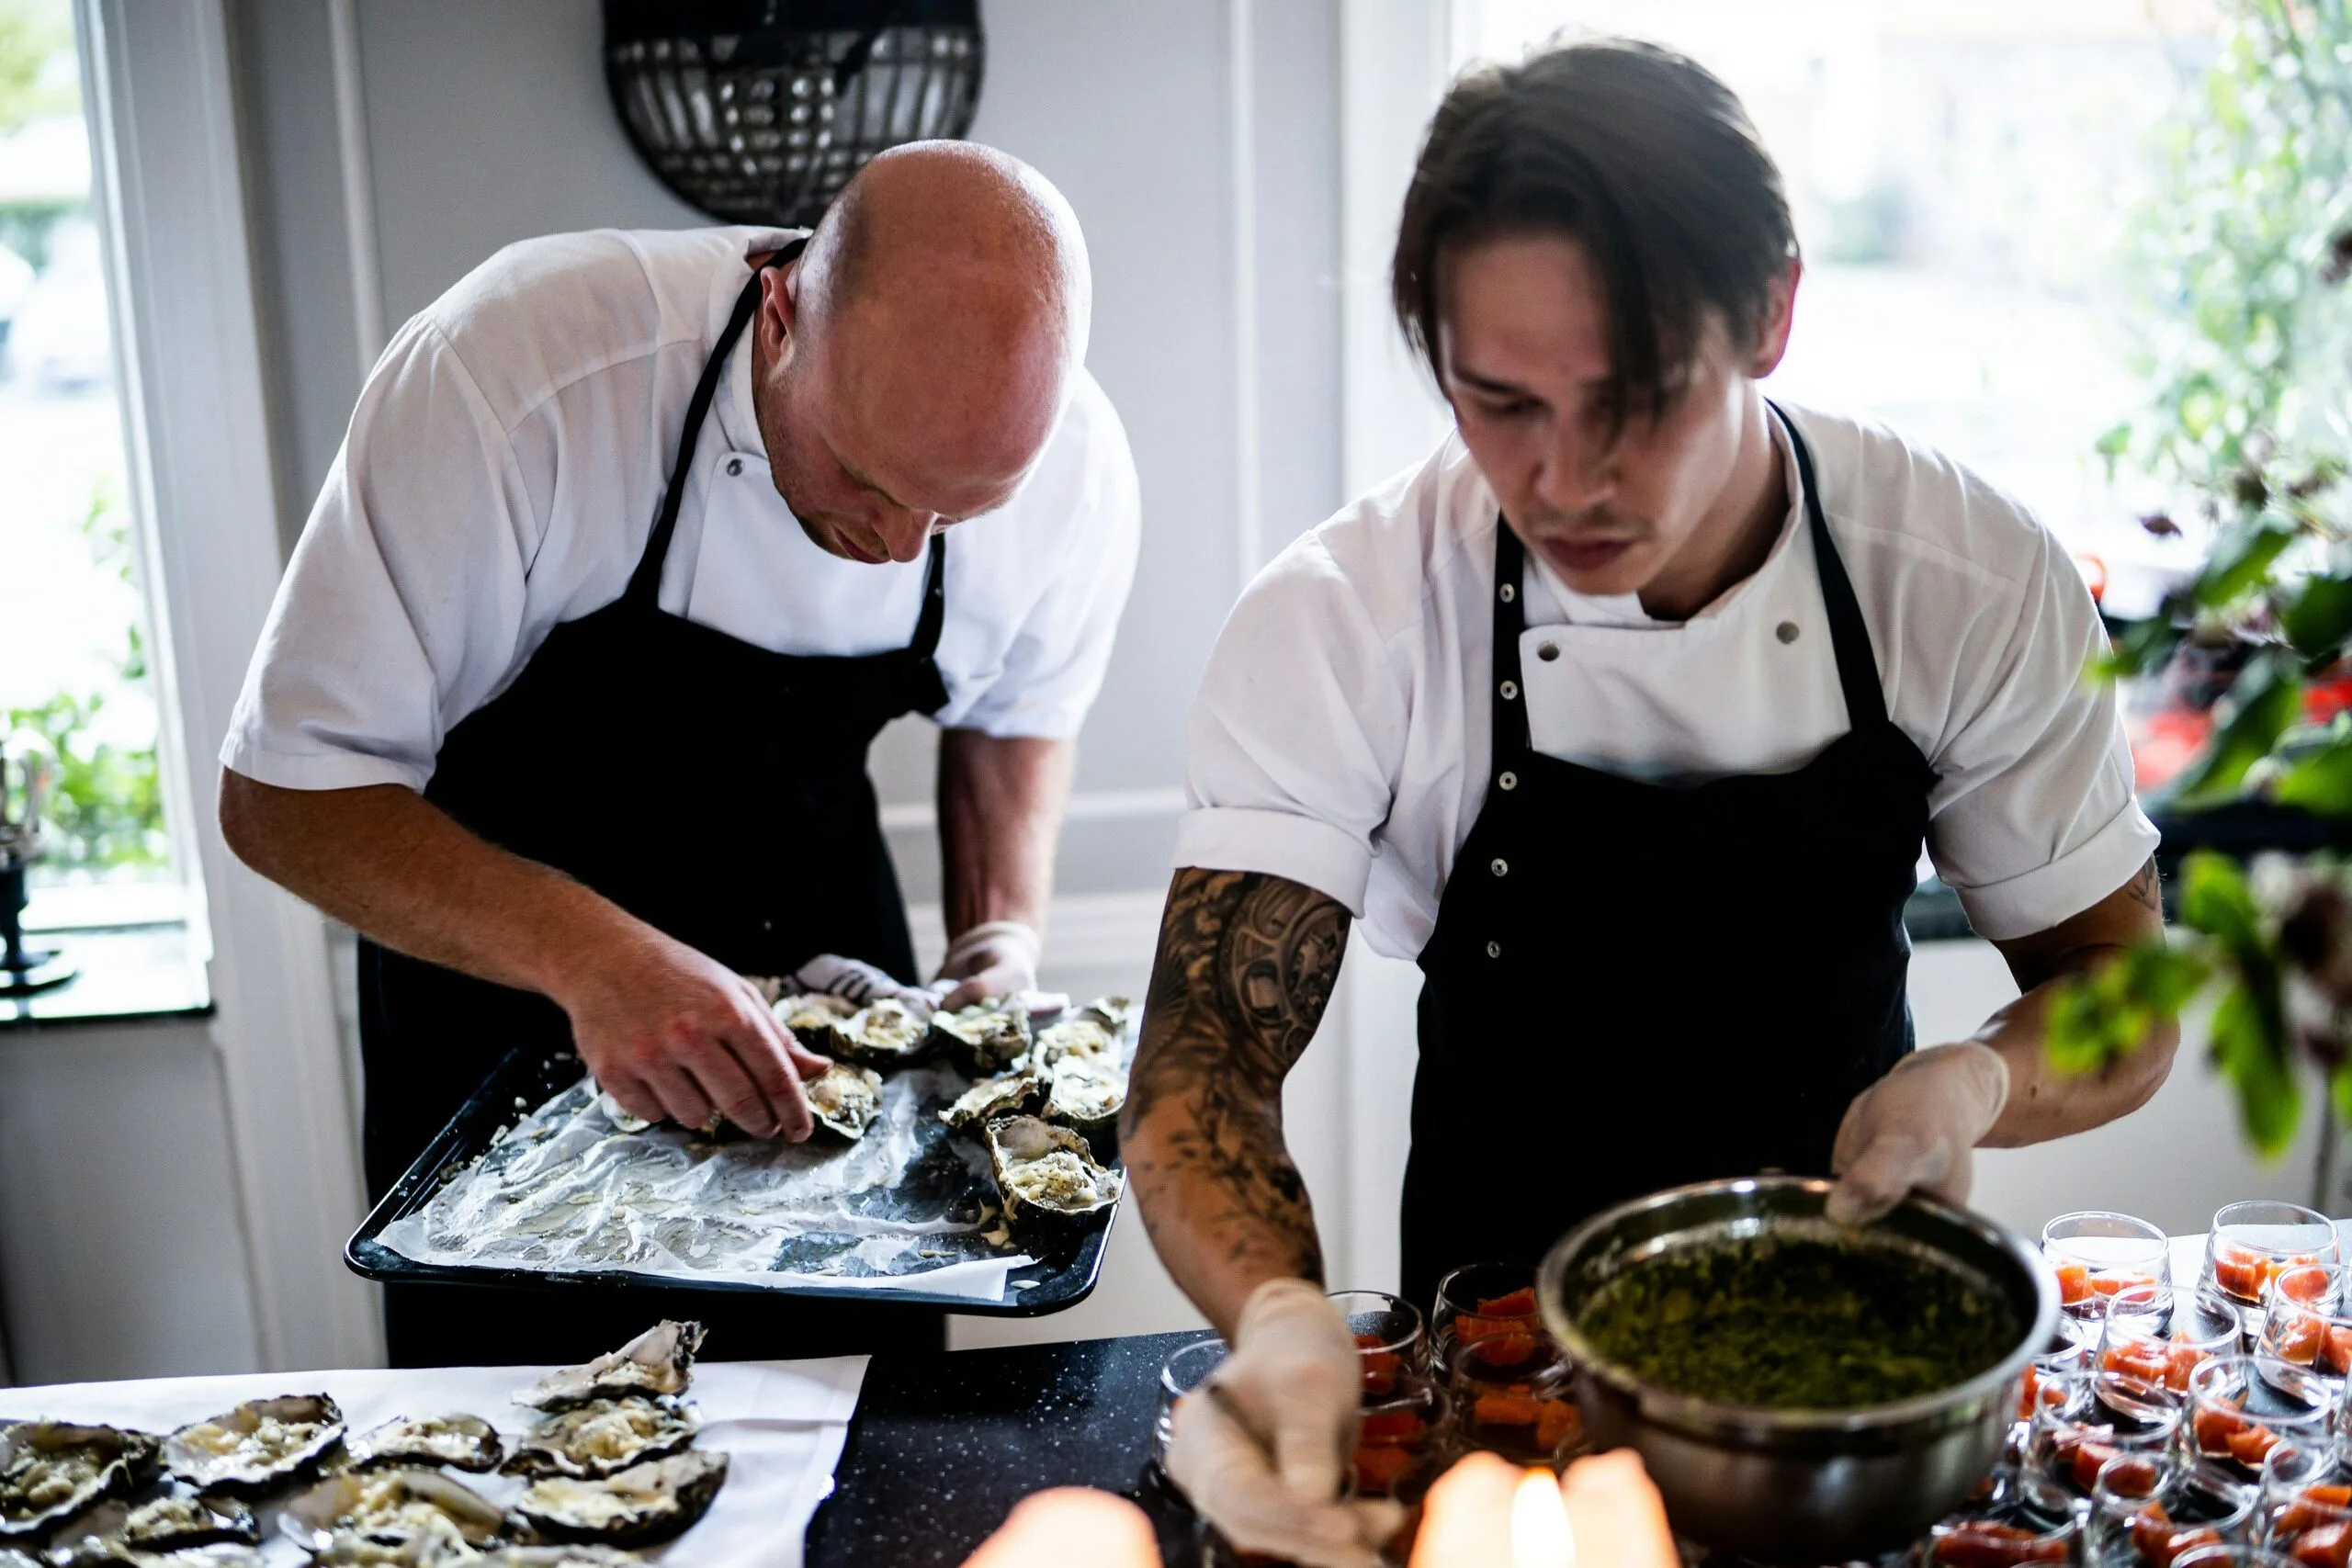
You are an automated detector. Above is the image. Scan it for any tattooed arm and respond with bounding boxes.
[1973,857,2177,1145]
[1121,868,1351,1337]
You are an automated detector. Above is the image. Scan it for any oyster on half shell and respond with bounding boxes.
[503,1399,697,1482]
[162,1395,344,1495]
[772,993,854,1055]
[48,1489,259,1565]
[927,1001,1031,1076]
[941,1066,1044,1134]
[344,1416,502,1475]
[0,1425,159,1540]
[280,1467,506,1565]
[512,1450,728,1548]
[829,998,932,1069]
[985,1115,1121,1231]
[805,1062,883,1142]
[1043,1055,1125,1139]
[1032,1017,1116,1070]
[517,1321,704,1412]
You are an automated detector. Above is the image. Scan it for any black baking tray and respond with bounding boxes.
[345,1046,1117,1314]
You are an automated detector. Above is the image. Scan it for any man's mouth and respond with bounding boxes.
[1544,536,1636,573]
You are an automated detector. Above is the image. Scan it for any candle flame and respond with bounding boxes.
[1510,1467,1576,1568]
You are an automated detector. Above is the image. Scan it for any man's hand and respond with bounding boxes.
[556,924,832,1140]
[1164,1279,1402,1568]
[1827,1042,2010,1224]
[937,919,1042,1009]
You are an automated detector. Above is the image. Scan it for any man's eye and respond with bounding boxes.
[1476,397,1539,420]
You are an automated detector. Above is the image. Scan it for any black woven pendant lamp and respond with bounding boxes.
[605,0,985,229]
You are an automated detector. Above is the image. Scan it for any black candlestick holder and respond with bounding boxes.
[1,860,73,994]
[1,733,74,996]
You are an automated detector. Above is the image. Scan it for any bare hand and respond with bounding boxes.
[554,921,831,1140]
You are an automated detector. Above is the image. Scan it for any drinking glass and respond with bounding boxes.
[2185,1355,2333,1483]
[2203,1203,2338,1325]
[2167,1549,2300,1568]
[2086,1452,2256,1568]
[2046,1211,2173,1320]
[2257,1442,2352,1552]
[2098,1285,2241,1398]
[2258,1265,2352,1382]
[1153,1336,1228,1471]
[1923,1469,2081,1568]
[1429,1261,1543,1369]
[2025,1366,2183,1499]
[1330,1288,1429,1395]
[1446,1337,1585,1469]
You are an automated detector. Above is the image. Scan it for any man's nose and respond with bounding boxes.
[1533,425,1617,515]
[874,507,938,563]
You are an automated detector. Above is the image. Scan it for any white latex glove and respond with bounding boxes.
[1165,1280,1405,1568]
[1827,1042,2011,1225]
[937,919,1043,1010]
[788,953,946,1018]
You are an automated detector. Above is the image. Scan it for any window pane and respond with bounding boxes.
[1453,0,2222,611]
[0,0,174,894]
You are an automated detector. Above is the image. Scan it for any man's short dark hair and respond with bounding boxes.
[1391,36,1796,431]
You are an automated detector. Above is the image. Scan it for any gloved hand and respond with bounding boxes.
[1164,1279,1403,1568]
[788,953,946,1018]
[1827,1041,2011,1225]
[937,919,1043,1010]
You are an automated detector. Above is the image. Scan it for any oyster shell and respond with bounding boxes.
[1077,996,1133,1034]
[0,1424,160,1540]
[1044,1055,1125,1138]
[985,1115,1122,1231]
[516,1321,704,1412]
[805,1062,882,1142]
[503,1399,697,1482]
[162,1395,344,1494]
[48,1489,259,1563]
[513,1450,727,1548]
[772,993,854,1055]
[280,1468,506,1565]
[941,1066,1044,1133]
[478,1551,640,1568]
[1033,1016,1117,1069]
[927,1001,1032,1076]
[829,998,932,1069]
[138,1550,263,1568]
[345,1416,502,1475]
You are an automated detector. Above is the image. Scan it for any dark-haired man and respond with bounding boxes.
[1136,39,2171,1563]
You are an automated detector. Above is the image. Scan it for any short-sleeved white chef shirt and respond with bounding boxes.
[1174,402,2158,954]
[222,226,1141,794]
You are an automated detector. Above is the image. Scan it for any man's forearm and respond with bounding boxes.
[1981,857,2178,1147]
[218,767,637,1000]
[1122,868,1349,1337]
[937,730,1071,937]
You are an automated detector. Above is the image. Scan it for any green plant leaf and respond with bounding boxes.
[2098,616,2187,682]
[2283,573,2352,663]
[2211,981,2301,1156]
[2333,1064,2352,1132]
[2044,940,2212,1077]
[2192,519,2298,608]
[2177,850,2264,951]
[2274,736,2352,814]
[2169,655,2306,806]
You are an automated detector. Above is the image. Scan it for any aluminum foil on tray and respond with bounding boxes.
[374,996,1130,1300]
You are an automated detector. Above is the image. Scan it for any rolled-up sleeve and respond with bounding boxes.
[1172,536,1408,916]
[220,317,538,793]
[1925,524,2160,941]
[944,372,1141,740]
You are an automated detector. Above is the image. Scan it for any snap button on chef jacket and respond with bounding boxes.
[222,228,1139,1367]
[1175,402,2159,1301]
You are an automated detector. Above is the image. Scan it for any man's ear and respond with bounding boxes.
[755,260,800,368]
[1747,258,1802,378]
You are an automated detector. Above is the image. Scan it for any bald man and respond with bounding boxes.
[219,142,1140,1365]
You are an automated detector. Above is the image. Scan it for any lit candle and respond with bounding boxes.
[1511,1465,1577,1568]
[962,1487,1162,1568]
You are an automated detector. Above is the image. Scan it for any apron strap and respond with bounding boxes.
[910,532,947,659]
[624,236,810,611]
[1769,400,1890,732]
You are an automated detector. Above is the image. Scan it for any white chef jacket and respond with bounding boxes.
[1175,403,2159,954]
[222,227,1141,794]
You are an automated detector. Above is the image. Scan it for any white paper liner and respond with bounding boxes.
[378,1063,1046,1303]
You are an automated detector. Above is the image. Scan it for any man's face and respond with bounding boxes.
[1438,233,1791,605]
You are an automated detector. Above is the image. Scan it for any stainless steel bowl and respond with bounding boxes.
[1535,1176,2059,1563]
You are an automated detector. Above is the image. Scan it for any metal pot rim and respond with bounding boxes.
[1537,1175,2060,1437]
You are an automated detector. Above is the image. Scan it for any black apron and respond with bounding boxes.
[359,238,951,1366]
[1401,405,1936,1309]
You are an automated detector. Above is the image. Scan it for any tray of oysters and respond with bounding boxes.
[0,1322,730,1567]
[344,995,1133,1314]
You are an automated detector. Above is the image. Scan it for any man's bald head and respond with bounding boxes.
[750,141,1092,566]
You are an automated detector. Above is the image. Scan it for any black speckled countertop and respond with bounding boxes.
[804,1330,1216,1567]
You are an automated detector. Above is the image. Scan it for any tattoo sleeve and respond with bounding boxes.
[1121,868,1351,1300]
